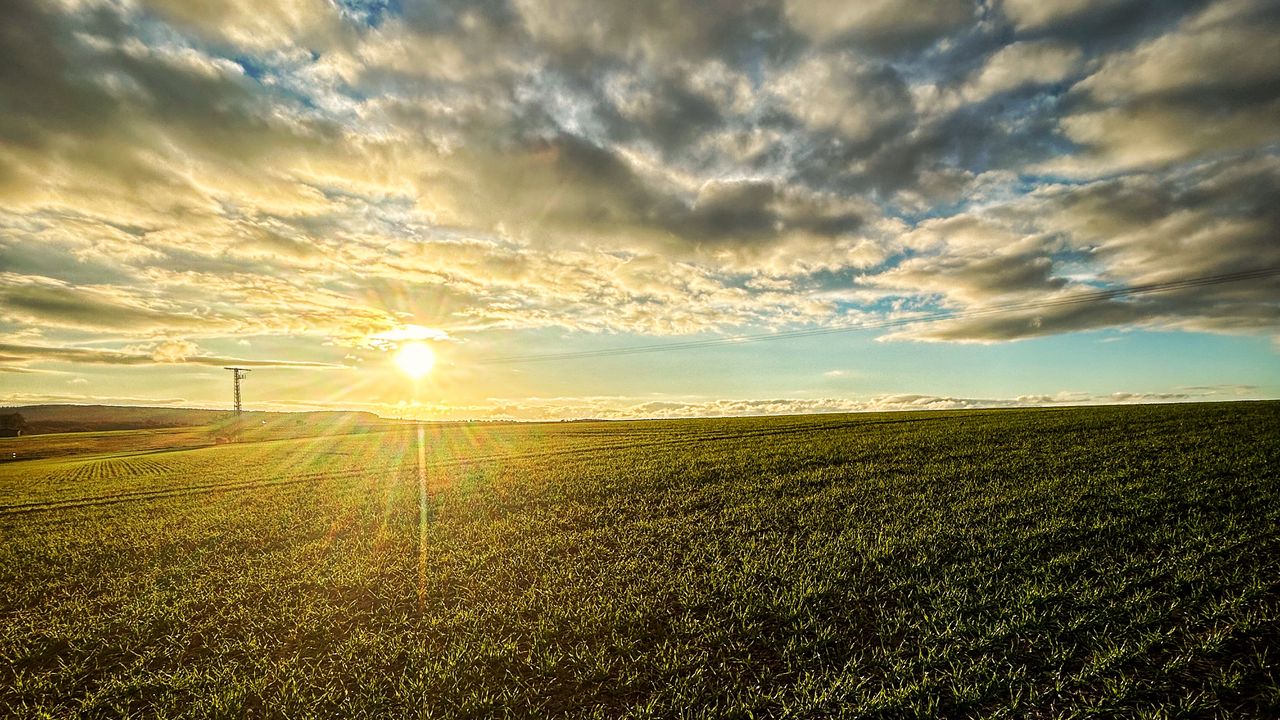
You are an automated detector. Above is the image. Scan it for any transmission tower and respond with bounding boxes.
[224,367,251,415]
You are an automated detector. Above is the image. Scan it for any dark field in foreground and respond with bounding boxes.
[1,403,1278,718]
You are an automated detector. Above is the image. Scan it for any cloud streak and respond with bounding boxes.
[0,343,348,371]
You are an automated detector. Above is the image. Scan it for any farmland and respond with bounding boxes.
[1,402,1278,717]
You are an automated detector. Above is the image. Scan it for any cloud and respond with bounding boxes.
[139,0,348,50]
[772,53,913,143]
[380,388,1229,421]
[1052,0,1280,173]
[511,0,784,67]
[426,132,880,277]
[1179,383,1260,396]
[1106,391,1191,402]
[0,0,1274,392]
[1056,104,1278,173]
[868,213,1071,312]
[0,0,410,229]
[962,41,1084,102]
[357,325,453,350]
[785,0,976,48]
[879,155,1280,342]
[0,343,348,370]
[0,392,190,407]
[0,274,214,333]
[1000,0,1132,31]
[148,340,202,363]
[1077,1,1280,102]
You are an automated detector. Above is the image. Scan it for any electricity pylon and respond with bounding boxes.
[224,367,251,415]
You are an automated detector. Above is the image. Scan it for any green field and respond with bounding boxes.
[2,402,1278,717]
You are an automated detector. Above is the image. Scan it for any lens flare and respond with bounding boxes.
[394,342,436,379]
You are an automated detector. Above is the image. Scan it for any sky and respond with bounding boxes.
[1,0,1278,420]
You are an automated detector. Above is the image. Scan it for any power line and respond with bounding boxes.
[478,266,1280,365]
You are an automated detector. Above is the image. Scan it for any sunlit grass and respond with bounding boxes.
[0,402,1277,716]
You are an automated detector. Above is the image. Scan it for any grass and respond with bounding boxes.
[0,426,215,463]
[1,402,1277,717]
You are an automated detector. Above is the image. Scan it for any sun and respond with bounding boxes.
[393,341,436,379]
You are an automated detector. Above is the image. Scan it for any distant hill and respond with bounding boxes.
[3,405,384,435]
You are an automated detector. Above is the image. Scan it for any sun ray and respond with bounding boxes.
[395,342,436,380]
[416,423,429,609]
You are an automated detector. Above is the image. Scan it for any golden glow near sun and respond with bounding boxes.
[394,342,436,379]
